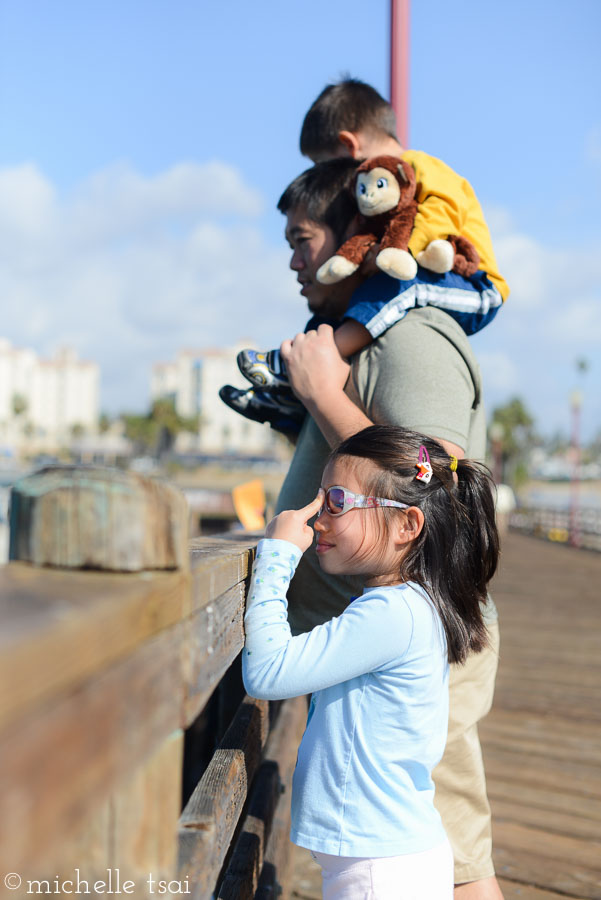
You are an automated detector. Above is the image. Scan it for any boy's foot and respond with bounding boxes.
[219,384,304,434]
[237,349,290,391]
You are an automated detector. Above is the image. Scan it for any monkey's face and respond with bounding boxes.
[356,167,401,216]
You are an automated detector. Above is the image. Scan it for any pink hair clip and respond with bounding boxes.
[415,445,433,484]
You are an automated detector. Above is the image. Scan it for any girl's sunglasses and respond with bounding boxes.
[320,485,410,517]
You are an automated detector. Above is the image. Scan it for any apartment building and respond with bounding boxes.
[151,344,279,455]
[0,338,99,453]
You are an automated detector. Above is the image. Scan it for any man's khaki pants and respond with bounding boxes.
[433,621,500,884]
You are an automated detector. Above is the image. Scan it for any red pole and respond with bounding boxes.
[390,0,410,149]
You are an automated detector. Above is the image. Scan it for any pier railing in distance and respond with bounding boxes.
[1,466,306,900]
[511,504,601,551]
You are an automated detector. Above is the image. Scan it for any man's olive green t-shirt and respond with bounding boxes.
[276,306,496,634]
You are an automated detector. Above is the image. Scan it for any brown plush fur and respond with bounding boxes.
[446,235,480,277]
[334,156,417,265]
[333,155,479,276]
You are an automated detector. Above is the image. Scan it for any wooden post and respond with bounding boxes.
[3,465,190,891]
[9,465,189,571]
[2,467,303,898]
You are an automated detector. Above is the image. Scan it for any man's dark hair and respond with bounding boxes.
[300,77,398,159]
[277,157,360,244]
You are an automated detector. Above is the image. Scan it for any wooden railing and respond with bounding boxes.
[0,466,306,900]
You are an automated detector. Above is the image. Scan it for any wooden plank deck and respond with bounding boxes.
[289,532,601,899]
[482,532,601,900]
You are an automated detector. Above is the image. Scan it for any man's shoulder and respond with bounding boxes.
[348,306,484,453]
[360,305,476,361]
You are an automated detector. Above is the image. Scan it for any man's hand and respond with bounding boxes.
[265,490,324,552]
[280,324,350,406]
[281,323,373,449]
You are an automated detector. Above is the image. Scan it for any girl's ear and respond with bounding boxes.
[394,507,425,546]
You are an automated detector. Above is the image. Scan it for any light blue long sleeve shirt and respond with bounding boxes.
[243,538,449,857]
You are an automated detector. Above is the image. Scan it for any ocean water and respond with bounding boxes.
[519,482,601,511]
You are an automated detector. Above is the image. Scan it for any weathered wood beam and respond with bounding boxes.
[178,695,270,900]
[219,695,307,900]
[0,626,182,874]
[0,563,187,730]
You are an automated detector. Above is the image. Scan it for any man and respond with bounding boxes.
[275,146,503,896]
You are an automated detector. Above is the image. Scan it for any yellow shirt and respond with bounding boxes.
[403,149,509,301]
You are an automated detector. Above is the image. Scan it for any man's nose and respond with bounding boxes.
[290,249,304,271]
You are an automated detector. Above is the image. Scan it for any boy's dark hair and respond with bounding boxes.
[300,78,398,159]
[331,425,500,666]
[277,158,360,244]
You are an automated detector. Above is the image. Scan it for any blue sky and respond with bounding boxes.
[1,0,600,439]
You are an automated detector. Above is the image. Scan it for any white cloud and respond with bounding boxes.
[477,351,520,393]
[0,161,299,413]
[546,296,601,344]
[67,160,264,246]
[494,232,547,308]
[475,206,601,437]
[485,205,601,340]
[2,167,600,431]
[0,164,59,257]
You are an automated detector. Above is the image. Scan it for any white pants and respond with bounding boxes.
[311,839,453,899]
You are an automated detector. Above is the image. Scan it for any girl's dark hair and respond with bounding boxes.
[277,157,360,245]
[331,425,499,665]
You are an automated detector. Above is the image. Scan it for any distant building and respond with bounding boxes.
[151,345,280,455]
[0,339,99,454]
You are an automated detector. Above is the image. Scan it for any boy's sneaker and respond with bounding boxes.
[237,348,290,391]
[219,384,304,435]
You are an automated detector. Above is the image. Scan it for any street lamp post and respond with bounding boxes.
[489,421,504,485]
[569,389,582,548]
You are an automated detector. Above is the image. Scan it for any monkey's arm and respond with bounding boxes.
[373,204,419,280]
[378,204,417,252]
[316,233,378,284]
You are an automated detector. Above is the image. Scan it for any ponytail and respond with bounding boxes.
[332,426,500,664]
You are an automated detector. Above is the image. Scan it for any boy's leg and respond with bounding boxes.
[219,384,305,435]
[237,317,343,391]
[237,349,291,391]
[344,267,503,341]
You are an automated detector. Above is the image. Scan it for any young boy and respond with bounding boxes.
[221,78,509,433]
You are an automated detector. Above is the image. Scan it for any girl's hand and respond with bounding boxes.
[264,490,324,552]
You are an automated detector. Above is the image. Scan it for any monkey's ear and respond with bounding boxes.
[397,163,409,183]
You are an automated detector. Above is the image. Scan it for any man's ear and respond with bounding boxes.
[394,507,425,546]
[337,130,363,159]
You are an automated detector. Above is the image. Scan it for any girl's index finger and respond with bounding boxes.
[298,489,324,521]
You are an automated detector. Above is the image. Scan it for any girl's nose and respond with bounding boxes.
[314,511,327,531]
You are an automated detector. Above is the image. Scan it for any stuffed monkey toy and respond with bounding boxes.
[316,155,480,284]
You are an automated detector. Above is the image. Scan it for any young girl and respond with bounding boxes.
[243,425,499,899]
